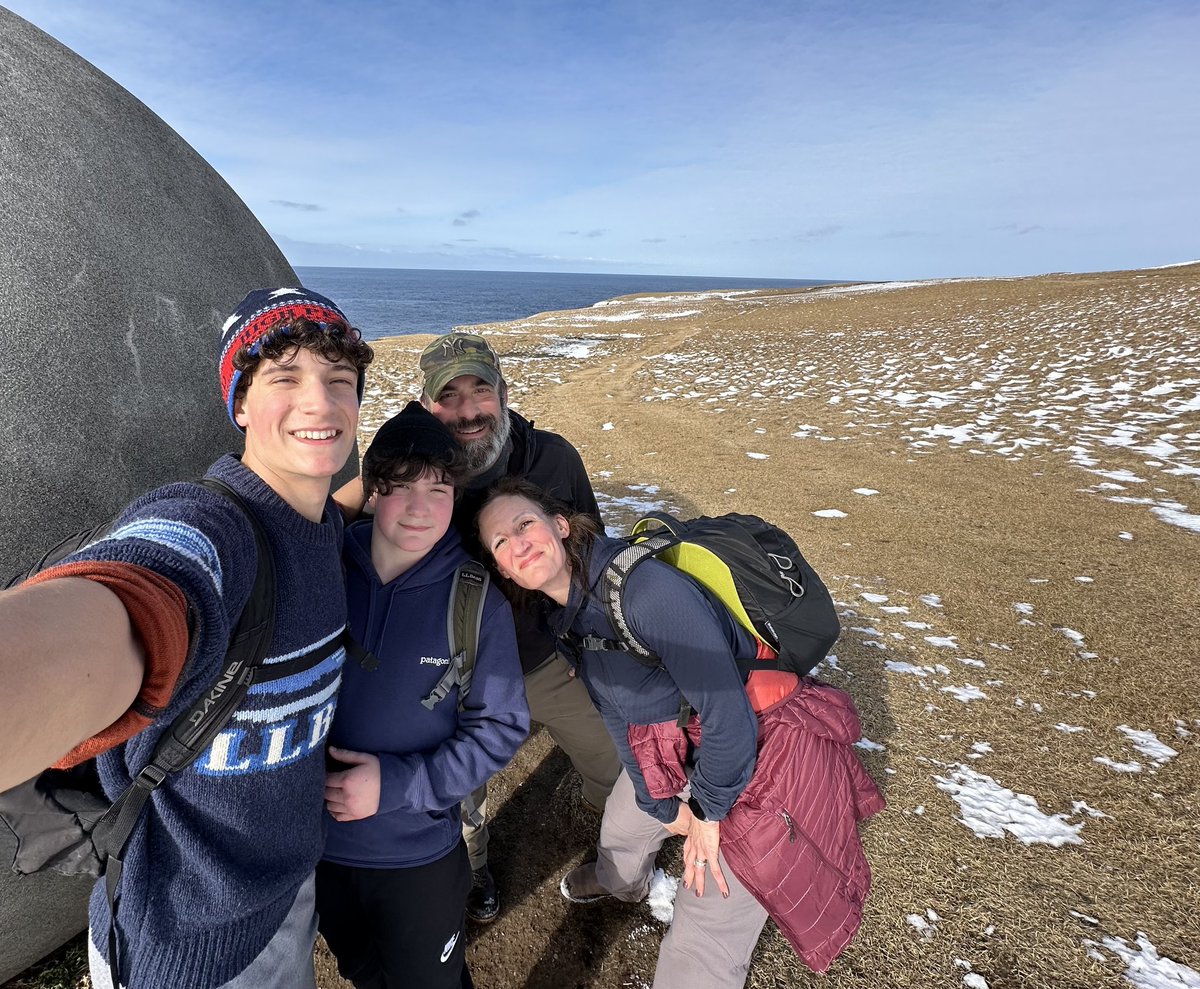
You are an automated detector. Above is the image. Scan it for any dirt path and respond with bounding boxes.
[11,265,1198,989]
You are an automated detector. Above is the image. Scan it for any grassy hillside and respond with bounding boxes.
[10,262,1198,989]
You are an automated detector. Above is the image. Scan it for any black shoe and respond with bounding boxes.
[467,866,500,923]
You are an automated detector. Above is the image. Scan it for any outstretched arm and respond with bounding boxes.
[0,578,144,791]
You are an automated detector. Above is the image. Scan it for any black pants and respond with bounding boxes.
[316,842,474,989]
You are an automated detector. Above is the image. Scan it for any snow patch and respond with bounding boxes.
[1117,725,1178,765]
[933,765,1085,846]
[941,685,988,702]
[906,909,940,941]
[1086,932,1200,989]
[1094,756,1143,774]
[646,868,679,923]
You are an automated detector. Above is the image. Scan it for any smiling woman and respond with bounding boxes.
[479,493,574,604]
[476,477,884,987]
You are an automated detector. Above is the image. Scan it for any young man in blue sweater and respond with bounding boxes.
[0,288,373,989]
[318,401,529,989]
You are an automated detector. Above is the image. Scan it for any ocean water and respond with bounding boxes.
[295,265,831,342]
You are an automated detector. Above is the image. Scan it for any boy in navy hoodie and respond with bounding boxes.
[318,402,529,989]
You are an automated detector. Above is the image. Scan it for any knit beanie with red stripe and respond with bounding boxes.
[219,287,363,429]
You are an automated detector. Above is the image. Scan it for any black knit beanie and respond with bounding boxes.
[364,401,457,467]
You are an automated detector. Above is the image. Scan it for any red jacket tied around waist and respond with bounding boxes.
[627,677,885,973]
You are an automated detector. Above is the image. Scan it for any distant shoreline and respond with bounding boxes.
[295,265,838,340]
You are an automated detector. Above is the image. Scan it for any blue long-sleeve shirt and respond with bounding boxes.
[323,520,529,869]
[551,535,759,824]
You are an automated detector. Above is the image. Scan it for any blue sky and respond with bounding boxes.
[9,0,1198,280]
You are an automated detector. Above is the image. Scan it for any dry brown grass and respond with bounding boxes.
[10,264,1198,989]
[352,264,1199,989]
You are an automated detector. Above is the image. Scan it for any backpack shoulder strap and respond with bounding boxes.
[145,477,277,769]
[421,561,489,711]
[590,532,680,666]
[342,632,381,673]
[587,533,697,728]
[91,475,277,987]
[450,561,489,710]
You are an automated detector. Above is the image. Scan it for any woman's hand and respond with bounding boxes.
[669,800,728,898]
[664,800,694,836]
[683,818,728,898]
[324,746,381,821]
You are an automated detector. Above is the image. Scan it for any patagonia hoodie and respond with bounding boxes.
[323,520,529,869]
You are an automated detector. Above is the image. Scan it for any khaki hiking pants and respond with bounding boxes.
[462,653,621,870]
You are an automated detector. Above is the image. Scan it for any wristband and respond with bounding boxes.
[687,795,707,821]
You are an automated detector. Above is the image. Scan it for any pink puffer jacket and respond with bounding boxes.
[627,678,885,973]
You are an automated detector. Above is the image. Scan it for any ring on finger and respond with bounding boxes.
[693,859,707,868]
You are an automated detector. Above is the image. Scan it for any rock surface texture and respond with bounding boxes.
[0,9,296,981]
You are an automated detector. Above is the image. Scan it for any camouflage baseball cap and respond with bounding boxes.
[419,332,503,400]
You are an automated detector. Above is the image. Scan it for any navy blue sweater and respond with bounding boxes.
[72,455,348,989]
[552,535,759,824]
[324,520,529,868]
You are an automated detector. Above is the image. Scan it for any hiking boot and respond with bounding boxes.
[467,866,500,923]
[559,862,612,904]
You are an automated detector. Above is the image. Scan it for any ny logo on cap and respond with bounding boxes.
[440,337,472,356]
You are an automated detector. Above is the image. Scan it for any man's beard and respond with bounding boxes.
[457,406,512,475]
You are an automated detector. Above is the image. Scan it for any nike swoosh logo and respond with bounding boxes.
[441,931,459,963]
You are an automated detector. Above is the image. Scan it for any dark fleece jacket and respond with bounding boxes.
[454,409,602,674]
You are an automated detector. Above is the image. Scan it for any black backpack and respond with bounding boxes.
[567,512,840,696]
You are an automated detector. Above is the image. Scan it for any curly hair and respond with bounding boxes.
[231,317,374,405]
[363,447,471,500]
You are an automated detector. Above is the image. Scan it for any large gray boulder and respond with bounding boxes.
[0,8,307,981]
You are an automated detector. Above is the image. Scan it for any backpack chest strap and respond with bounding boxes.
[559,629,662,668]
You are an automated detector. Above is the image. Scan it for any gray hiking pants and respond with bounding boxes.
[89,873,317,989]
[595,770,768,989]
